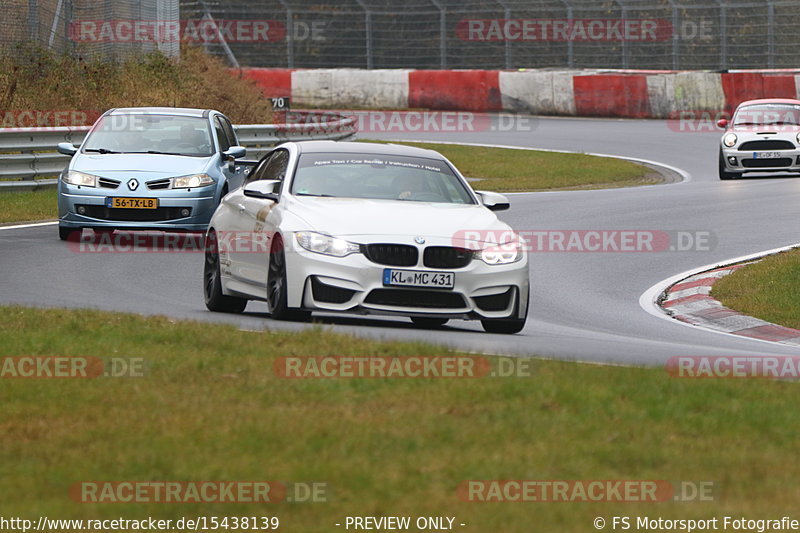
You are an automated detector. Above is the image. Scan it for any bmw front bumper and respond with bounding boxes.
[283,237,530,321]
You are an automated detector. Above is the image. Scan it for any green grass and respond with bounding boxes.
[711,249,800,330]
[3,306,800,530]
[0,189,56,223]
[365,140,661,191]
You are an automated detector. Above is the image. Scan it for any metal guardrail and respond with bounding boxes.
[0,111,357,182]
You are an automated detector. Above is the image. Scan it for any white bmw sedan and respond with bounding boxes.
[203,141,529,334]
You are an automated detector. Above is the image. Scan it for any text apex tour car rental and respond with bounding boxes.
[57,107,248,240]
[203,141,530,334]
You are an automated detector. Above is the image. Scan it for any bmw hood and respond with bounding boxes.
[285,196,514,244]
[71,153,214,179]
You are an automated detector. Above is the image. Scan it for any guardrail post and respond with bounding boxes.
[667,0,679,70]
[28,0,39,43]
[354,0,373,69]
[493,0,512,69]
[278,0,294,68]
[617,1,628,69]
[430,0,447,69]
[65,0,74,55]
[767,1,775,69]
[715,0,727,69]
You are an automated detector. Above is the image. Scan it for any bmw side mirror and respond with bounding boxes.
[716,118,729,129]
[243,179,281,202]
[476,190,510,211]
[57,142,78,157]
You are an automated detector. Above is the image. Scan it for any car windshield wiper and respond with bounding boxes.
[295,192,337,197]
[123,150,186,156]
[83,148,120,154]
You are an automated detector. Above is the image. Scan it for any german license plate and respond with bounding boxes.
[753,151,782,159]
[106,197,159,209]
[383,269,454,289]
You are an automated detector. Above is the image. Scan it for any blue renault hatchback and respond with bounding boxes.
[56,107,248,240]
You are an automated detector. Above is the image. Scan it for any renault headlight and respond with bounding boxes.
[723,133,738,148]
[172,173,215,189]
[63,170,97,187]
[295,232,360,257]
[475,241,524,265]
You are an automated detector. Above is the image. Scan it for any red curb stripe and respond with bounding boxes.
[662,293,717,308]
[704,265,745,275]
[735,325,800,342]
[690,307,740,320]
[669,278,717,292]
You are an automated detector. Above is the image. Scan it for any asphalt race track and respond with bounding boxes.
[2,116,799,365]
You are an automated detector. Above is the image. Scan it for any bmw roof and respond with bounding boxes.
[293,140,445,159]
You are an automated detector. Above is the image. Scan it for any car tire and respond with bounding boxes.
[411,317,449,329]
[719,149,740,180]
[481,318,526,334]
[267,236,311,322]
[58,225,79,241]
[204,231,247,314]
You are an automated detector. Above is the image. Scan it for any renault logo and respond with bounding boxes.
[127,179,139,191]
[414,236,426,245]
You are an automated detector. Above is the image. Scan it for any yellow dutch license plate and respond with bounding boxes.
[106,197,159,209]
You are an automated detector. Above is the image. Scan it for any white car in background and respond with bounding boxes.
[718,98,800,180]
[203,141,529,334]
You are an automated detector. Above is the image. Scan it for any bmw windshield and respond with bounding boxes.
[82,114,214,157]
[290,153,476,204]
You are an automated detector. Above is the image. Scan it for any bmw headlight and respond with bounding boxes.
[474,241,524,265]
[796,132,800,145]
[172,174,215,189]
[295,232,360,257]
[723,133,738,148]
[63,170,97,187]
